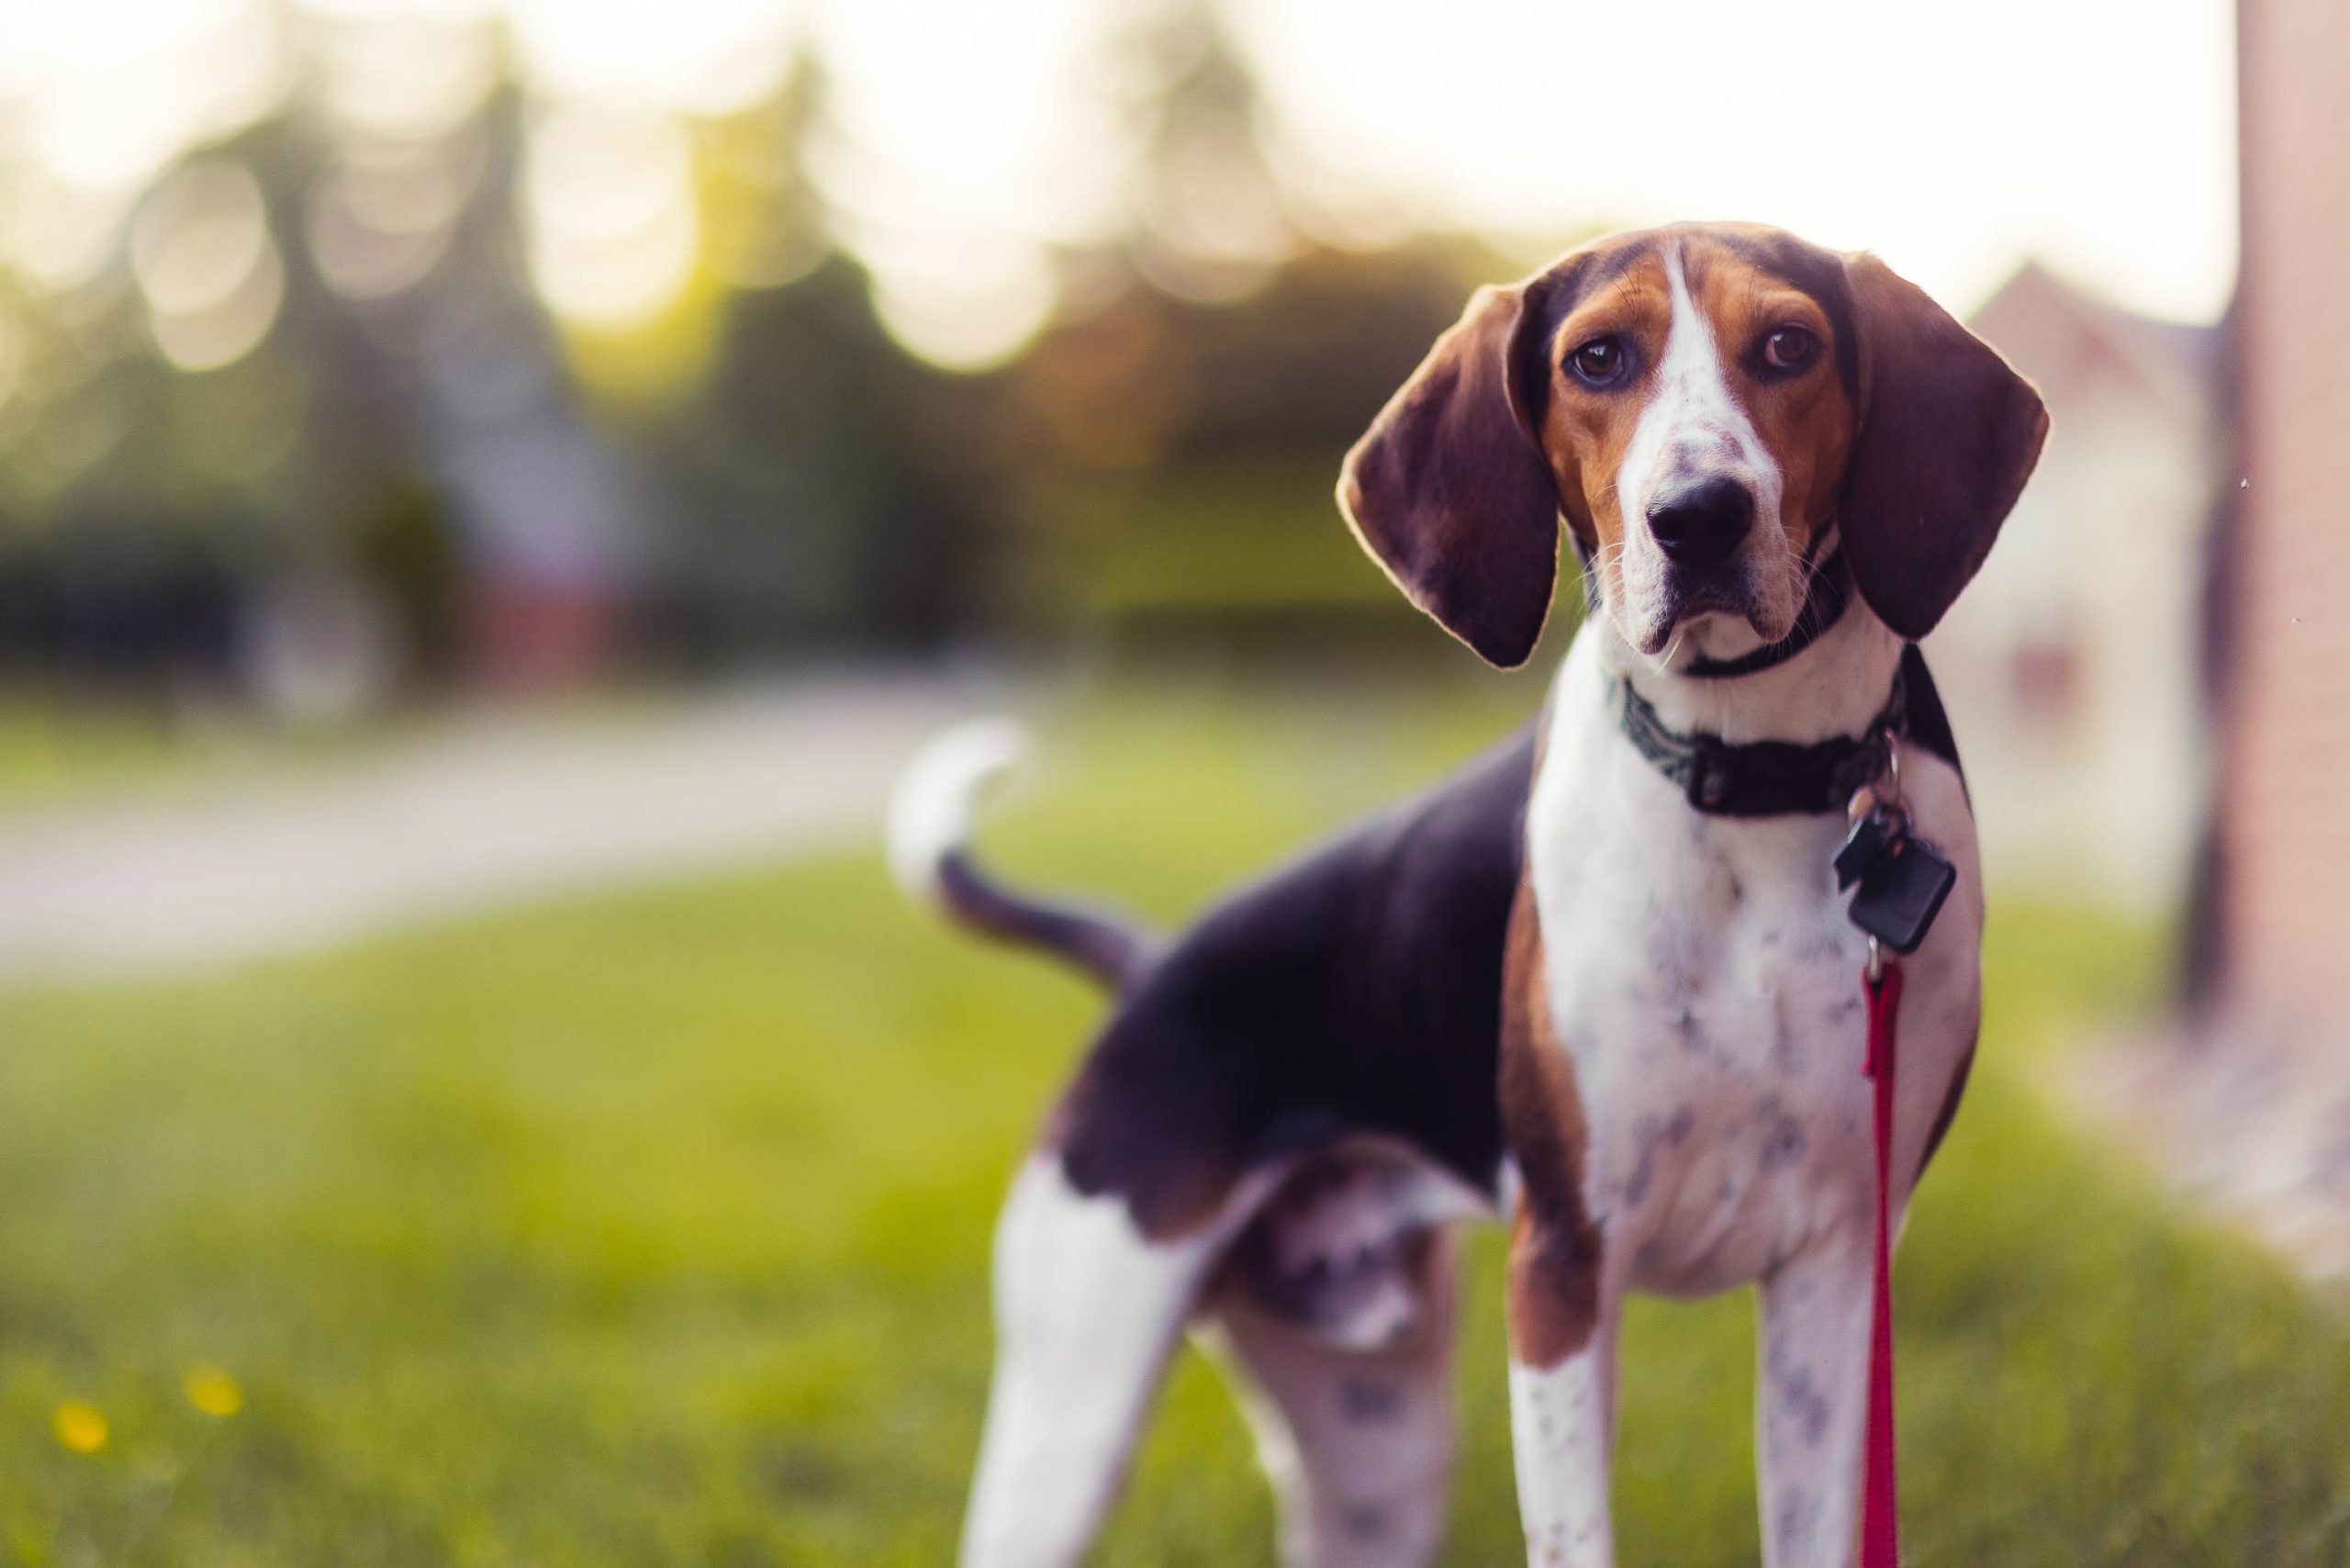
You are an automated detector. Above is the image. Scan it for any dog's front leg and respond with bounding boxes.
[1499,883,1617,1566]
[1505,1209,1617,1568]
[1755,1233,1876,1568]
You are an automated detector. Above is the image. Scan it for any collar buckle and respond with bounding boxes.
[1686,745,1735,812]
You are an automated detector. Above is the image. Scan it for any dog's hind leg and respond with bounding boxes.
[958,1154,1244,1568]
[1203,1226,1463,1568]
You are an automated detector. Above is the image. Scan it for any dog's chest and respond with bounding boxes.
[1544,810,1875,1288]
[1523,652,1981,1296]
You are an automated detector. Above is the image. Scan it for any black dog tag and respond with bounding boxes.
[1847,837,1957,955]
[1834,811,1898,890]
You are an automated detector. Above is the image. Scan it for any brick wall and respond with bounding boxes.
[2218,0,2350,1021]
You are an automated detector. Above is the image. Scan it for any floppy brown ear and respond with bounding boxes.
[1838,253,2050,640]
[1337,282,1563,668]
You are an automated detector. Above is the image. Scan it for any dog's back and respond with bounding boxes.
[1050,726,1535,1236]
[893,721,1537,1229]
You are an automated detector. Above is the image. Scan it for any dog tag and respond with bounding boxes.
[1847,836,1957,956]
[1834,810,1901,890]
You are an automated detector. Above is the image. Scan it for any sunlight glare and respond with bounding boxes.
[525,103,702,328]
[1,0,2243,382]
[509,0,798,116]
[1237,0,2238,321]
[867,235,1058,373]
[311,10,500,141]
[17,0,292,192]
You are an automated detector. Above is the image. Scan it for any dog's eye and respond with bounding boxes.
[1761,327,1818,374]
[1567,337,1628,387]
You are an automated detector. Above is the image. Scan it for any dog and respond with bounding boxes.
[890,221,2047,1568]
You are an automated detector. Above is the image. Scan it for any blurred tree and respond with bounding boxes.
[0,8,1581,688]
[636,254,1004,661]
[979,1,1560,640]
[1112,0,1293,304]
[701,51,833,296]
[621,50,1005,660]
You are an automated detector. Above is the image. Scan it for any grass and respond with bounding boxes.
[0,696,231,809]
[0,676,2344,1565]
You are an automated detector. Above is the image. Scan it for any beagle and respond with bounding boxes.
[892,222,2046,1568]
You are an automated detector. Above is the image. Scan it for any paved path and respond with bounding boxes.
[0,674,984,983]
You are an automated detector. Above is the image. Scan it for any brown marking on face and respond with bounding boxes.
[1534,246,1674,610]
[1498,874,1603,1369]
[1676,234,1858,561]
[1529,230,1858,633]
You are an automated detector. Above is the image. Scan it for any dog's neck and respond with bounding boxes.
[1593,583,1906,749]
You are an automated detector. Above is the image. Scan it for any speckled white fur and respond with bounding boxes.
[1499,244,1985,1565]
[1509,1331,1619,1567]
[1507,601,1984,1568]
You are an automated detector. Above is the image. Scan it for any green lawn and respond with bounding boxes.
[0,678,2344,1565]
[0,697,230,809]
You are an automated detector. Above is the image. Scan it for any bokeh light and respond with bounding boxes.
[129,160,285,371]
[525,103,702,330]
[507,0,795,115]
[308,140,473,300]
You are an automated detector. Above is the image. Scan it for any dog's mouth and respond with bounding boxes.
[1628,577,1767,658]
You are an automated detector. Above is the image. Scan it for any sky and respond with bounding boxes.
[2,0,2240,370]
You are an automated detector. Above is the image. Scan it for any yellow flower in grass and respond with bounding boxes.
[53,1402,107,1454]
[183,1364,243,1417]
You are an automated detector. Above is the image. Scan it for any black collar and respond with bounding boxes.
[1621,665,1907,817]
[1684,546,1851,678]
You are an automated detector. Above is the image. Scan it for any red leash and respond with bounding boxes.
[1860,956,1905,1568]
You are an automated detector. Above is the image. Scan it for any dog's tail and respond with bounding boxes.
[888,718,1155,992]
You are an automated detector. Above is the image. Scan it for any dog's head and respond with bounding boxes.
[1337,223,2049,667]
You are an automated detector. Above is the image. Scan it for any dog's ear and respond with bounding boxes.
[1837,252,2049,640]
[1337,280,1564,668]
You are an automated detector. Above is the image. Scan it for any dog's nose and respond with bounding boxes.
[1646,476,1754,566]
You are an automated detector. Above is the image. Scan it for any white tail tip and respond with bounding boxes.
[887,717,1030,902]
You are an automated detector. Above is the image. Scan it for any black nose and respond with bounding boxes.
[1646,476,1754,566]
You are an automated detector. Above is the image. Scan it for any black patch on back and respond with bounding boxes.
[1051,729,1536,1231]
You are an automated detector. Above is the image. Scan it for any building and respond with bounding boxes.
[2210,0,2350,1030]
[2091,0,2350,1279]
[1930,265,2224,912]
